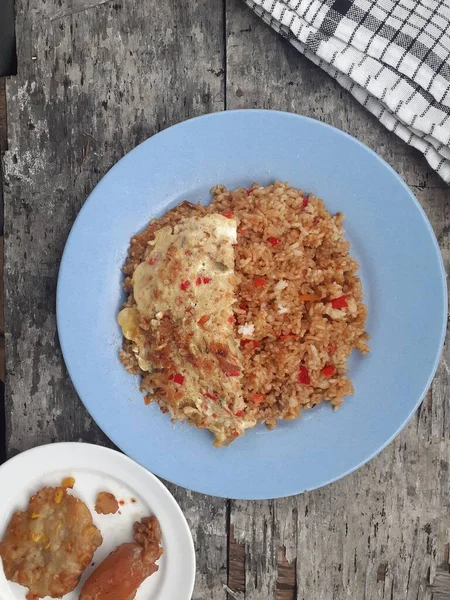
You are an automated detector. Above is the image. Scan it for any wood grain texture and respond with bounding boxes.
[226,1,450,599]
[0,79,7,155]
[3,0,450,599]
[0,236,4,337]
[3,2,227,599]
[432,570,450,600]
[1,77,6,463]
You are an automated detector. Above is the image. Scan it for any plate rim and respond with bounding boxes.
[56,108,448,499]
[0,442,196,599]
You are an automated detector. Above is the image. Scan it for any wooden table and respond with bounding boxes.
[2,1,450,598]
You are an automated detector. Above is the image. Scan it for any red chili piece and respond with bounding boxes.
[247,188,255,195]
[195,276,202,286]
[198,315,209,327]
[203,277,212,284]
[268,237,281,246]
[298,365,310,385]
[241,339,259,349]
[322,365,336,377]
[180,280,190,291]
[172,373,185,385]
[222,363,240,377]
[222,210,234,219]
[227,315,234,323]
[253,277,267,287]
[235,410,244,417]
[147,258,157,266]
[302,197,309,208]
[330,295,348,309]
[204,392,218,402]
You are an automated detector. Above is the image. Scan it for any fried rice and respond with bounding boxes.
[120,182,369,436]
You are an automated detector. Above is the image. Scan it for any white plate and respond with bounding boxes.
[0,443,196,600]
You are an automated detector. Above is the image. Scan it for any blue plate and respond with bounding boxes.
[57,110,447,499]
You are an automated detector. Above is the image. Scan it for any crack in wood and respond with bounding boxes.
[276,547,296,600]
[47,0,115,22]
[228,525,246,596]
[377,562,387,583]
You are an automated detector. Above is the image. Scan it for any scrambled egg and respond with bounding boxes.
[118,214,255,446]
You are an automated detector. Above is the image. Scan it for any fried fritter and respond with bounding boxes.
[94,492,119,515]
[79,516,163,600]
[0,486,103,599]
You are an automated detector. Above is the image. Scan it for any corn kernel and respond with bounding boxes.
[31,513,40,520]
[54,488,64,504]
[62,477,75,489]
[31,533,43,543]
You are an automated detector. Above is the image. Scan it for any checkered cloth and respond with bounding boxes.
[244,0,450,183]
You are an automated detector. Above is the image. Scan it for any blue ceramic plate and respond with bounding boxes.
[57,110,447,499]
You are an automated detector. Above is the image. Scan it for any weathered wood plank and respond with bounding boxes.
[4,2,228,598]
[166,483,229,600]
[0,234,5,383]
[1,78,7,463]
[0,79,7,155]
[0,236,4,337]
[4,1,450,599]
[226,1,450,599]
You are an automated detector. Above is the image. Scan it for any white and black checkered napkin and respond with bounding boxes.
[244,0,450,183]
